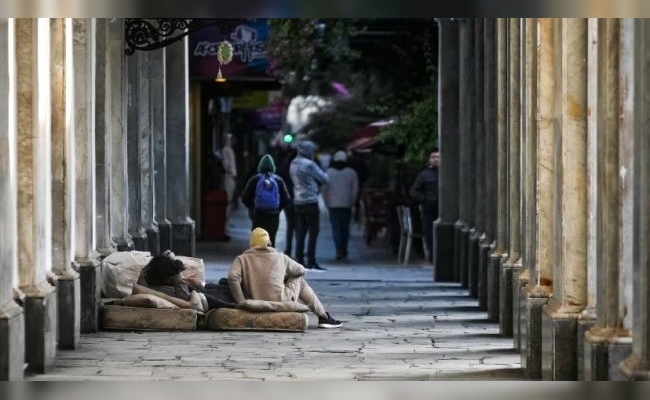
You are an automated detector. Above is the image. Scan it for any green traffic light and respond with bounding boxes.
[283,133,294,143]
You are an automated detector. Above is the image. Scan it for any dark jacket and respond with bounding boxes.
[409,167,439,205]
[241,173,291,214]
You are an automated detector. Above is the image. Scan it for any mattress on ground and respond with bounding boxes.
[101,304,198,331]
[205,307,309,332]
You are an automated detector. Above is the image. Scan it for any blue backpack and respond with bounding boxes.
[254,173,280,210]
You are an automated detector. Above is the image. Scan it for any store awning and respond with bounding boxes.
[346,119,393,152]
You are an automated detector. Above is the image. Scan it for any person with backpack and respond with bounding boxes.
[241,154,291,247]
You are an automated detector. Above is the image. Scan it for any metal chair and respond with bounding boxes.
[402,205,429,265]
[396,205,408,263]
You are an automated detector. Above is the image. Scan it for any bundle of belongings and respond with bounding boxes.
[100,250,309,332]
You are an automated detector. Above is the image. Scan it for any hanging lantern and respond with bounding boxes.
[215,40,234,82]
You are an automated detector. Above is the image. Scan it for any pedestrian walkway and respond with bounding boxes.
[27,201,522,381]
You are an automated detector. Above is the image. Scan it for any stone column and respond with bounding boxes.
[577,18,599,381]
[514,19,535,353]
[613,18,635,380]
[50,18,80,350]
[0,18,25,381]
[488,18,509,323]
[151,48,171,253]
[455,19,475,289]
[518,17,538,363]
[139,50,159,255]
[94,18,115,256]
[72,19,101,334]
[16,18,57,374]
[165,38,195,256]
[542,18,588,381]
[469,18,485,301]
[126,51,147,251]
[521,18,555,380]
[500,18,521,338]
[584,18,632,382]
[433,18,459,283]
[482,18,498,313]
[620,17,650,381]
[107,18,133,251]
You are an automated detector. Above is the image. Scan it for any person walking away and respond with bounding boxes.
[228,228,342,328]
[409,150,439,263]
[222,133,238,220]
[322,150,358,260]
[278,149,297,257]
[347,153,369,223]
[241,154,291,247]
[290,140,329,271]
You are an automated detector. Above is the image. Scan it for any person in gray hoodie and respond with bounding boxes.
[289,140,329,271]
[322,150,359,260]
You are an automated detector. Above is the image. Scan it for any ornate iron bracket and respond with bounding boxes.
[124,18,249,55]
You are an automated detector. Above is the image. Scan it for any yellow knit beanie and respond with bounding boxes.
[250,227,271,248]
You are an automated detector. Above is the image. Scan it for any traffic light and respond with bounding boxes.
[283,132,295,144]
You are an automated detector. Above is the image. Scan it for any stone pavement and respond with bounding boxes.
[26,201,522,381]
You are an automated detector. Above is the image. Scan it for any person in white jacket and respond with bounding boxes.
[322,150,359,260]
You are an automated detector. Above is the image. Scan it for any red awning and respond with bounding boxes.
[346,119,393,152]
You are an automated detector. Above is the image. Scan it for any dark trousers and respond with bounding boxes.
[294,202,320,266]
[252,210,280,247]
[284,203,295,255]
[328,207,352,257]
[421,202,438,263]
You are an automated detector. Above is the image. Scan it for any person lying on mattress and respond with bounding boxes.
[136,253,235,310]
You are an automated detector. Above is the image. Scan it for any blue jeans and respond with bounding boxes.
[328,207,352,257]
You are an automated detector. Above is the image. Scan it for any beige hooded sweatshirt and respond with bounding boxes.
[227,228,306,304]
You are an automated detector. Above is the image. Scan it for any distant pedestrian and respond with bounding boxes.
[322,150,358,260]
[277,149,297,257]
[409,150,439,263]
[290,140,329,271]
[222,133,238,219]
[347,153,369,223]
[241,154,291,247]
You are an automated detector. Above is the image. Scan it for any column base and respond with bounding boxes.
[467,229,480,298]
[620,354,650,380]
[577,307,596,380]
[158,219,172,253]
[171,219,196,257]
[0,299,25,380]
[22,281,57,374]
[55,268,80,350]
[477,237,491,310]
[487,251,506,323]
[499,258,514,337]
[77,258,101,334]
[541,304,581,380]
[584,328,633,381]
[434,220,456,282]
[521,284,551,380]
[512,259,524,351]
[130,229,148,252]
[146,224,160,256]
[96,240,116,259]
[453,221,465,283]
[459,224,470,289]
[115,235,134,252]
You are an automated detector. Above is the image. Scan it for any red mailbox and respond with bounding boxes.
[203,189,228,241]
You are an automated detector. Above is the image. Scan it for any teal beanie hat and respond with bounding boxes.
[257,154,276,174]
